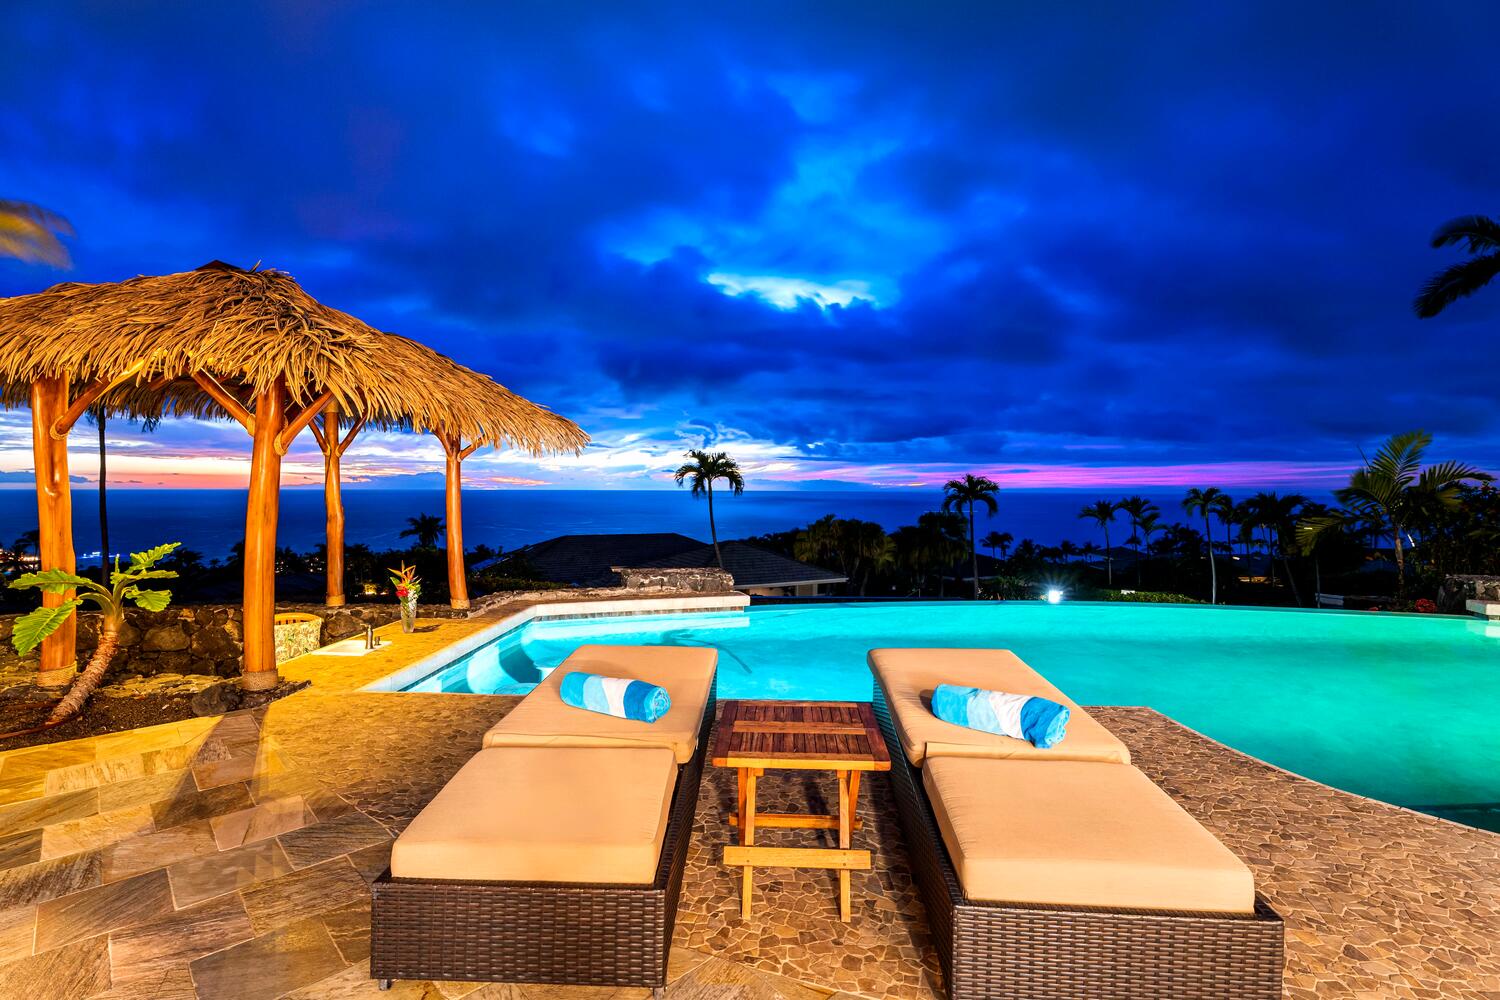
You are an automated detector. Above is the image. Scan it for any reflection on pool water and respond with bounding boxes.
[404,601,1500,831]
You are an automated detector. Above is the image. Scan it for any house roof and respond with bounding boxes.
[483,532,846,589]
[643,540,846,588]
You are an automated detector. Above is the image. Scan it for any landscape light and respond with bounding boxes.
[1046,588,1064,604]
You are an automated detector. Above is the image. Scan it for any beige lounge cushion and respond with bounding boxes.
[923,756,1255,913]
[868,648,1130,766]
[484,644,716,764]
[391,746,677,884]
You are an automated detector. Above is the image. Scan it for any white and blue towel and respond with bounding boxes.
[559,671,672,723]
[931,684,1070,749]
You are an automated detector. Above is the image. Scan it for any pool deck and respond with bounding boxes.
[1,611,1499,998]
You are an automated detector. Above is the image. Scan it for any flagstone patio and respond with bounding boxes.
[2,634,1499,999]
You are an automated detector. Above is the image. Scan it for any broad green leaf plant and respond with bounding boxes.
[9,542,180,725]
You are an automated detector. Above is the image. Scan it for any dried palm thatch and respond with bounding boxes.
[0,262,588,455]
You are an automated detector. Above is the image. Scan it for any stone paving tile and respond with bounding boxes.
[148,781,254,832]
[100,818,219,883]
[0,849,103,909]
[238,855,369,935]
[277,809,391,869]
[166,838,294,908]
[33,868,172,951]
[208,794,311,850]
[38,803,154,859]
[0,933,111,1000]
[0,904,35,964]
[320,899,372,964]
[87,966,198,999]
[188,914,347,1000]
[0,787,99,834]
[95,769,198,812]
[107,891,254,982]
[0,828,42,870]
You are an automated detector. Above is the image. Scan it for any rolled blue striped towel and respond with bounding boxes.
[930,684,1070,749]
[559,671,672,723]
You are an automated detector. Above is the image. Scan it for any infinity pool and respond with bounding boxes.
[404,601,1500,830]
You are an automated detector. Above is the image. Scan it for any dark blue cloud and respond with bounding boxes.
[1,0,1498,485]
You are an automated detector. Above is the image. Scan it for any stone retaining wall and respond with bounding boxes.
[0,601,467,681]
[1437,575,1500,615]
[614,566,735,592]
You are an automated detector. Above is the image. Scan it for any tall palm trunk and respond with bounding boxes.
[48,620,121,724]
[1392,522,1406,595]
[1104,524,1112,586]
[1201,513,1217,604]
[968,503,979,600]
[97,411,109,574]
[706,481,722,570]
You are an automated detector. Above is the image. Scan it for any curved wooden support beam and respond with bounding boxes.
[337,417,365,457]
[192,371,255,434]
[459,440,482,461]
[275,390,333,455]
[49,360,147,439]
[308,418,328,453]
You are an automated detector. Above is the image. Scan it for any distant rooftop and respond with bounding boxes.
[481,532,845,590]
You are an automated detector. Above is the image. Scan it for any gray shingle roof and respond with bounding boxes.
[642,540,846,588]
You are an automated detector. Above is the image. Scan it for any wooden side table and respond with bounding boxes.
[710,700,891,921]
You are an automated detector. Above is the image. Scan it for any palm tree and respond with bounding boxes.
[673,449,745,570]
[1252,492,1309,605]
[1136,512,1162,572]
[981,530,1012,562]
[1182,487,1226,603]
[1057,540,1079,564]
[1078,500,1120,585]
[941,474,1001,599]
[1209,492,1236,588]
[1298,430,1490,593]
[1117,496,1158,586]
[0,200,73,267]
[401,513,445,549]
[1413,215,1500,318]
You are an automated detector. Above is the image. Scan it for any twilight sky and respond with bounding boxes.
[1,2,1497,491]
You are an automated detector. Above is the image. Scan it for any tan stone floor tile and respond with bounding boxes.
[320,899,371,964]
[187,914,347,1000]
[39,803,154,860]
[34,867,173,952]
[148,781,253,832]
[286,961,448,998]
[192,746,286,791]
[96,769,198,812]
[209,794,311,850]
[347,839,394,884]
[0,933,110,1000]
[0,849,103,909]
[0,904,35,964]
[515,984,648,1000]
[278,810,391,869]
[167,838,294,908]
[0,771,46,803]
[108,890,254,981]
[0,741,97,778]
[100,818,219,883]
[238,855,368,935]
[86,966,198,1000]
[0,787,99,835]
[667,948,712,984]
[0,828,42,871]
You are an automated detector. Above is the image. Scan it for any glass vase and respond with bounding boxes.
[400,598,417,633]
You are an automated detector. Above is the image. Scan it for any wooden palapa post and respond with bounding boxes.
[29,376,77,686]
[195,371,329,688]
[439,433,480,610]
[310,400,363,607]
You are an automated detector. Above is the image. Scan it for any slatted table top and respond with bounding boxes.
[710,700,891,771]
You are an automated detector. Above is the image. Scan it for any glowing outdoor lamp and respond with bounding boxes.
[1046,588,1065,604]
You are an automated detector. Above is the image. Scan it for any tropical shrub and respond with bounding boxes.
[9,542,179,723]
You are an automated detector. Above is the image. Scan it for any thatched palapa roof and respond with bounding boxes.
[0,262,588,455]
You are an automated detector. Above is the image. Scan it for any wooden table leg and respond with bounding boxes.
[741,768,757,919]
[736,768,748,845]
[837,769,852,921]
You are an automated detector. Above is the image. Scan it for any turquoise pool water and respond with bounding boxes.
[406,601,1500,830]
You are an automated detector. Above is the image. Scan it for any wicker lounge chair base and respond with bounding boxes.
[873,686,1283,1000]
[370,679,715,994]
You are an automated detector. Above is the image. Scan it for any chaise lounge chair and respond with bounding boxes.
[869,648,1283,1000]
[370,644,718,997]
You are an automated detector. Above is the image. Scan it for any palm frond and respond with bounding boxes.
[1413,253,1500,318]
[1429,215,1500,253]
[0,200,74,269]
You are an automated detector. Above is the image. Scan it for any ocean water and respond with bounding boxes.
[403,601,1500,830]
[0,487,1214,561]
